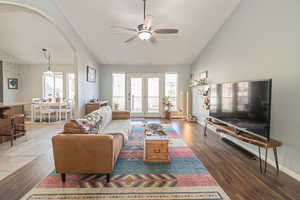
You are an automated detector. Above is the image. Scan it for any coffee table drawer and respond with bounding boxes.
[146,152,169,160]
[146,144,168,153]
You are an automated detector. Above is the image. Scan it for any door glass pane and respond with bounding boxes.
[67,73,75,101]
[131,78,142,113]
[165,73,177,110]
[148,78,159,113]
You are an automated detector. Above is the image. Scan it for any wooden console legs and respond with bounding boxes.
[204,122,208,137]
[258,146,280,175]
[273,147,280,174]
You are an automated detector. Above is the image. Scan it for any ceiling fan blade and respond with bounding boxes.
[150,36,157,44]
[154,29,179,34]
[124,36,138,43]
[144,15,153,28]
[155,34,178,40]
[111,26,136,32]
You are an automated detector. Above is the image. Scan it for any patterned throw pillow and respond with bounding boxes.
[76,110,103,133]
[83,110,102,122]
[75,119,96,133]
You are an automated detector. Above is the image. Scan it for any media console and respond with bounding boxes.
[203,118,282,175]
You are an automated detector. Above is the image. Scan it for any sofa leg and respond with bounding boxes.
[106,174,110,183]
[61,173,66,182]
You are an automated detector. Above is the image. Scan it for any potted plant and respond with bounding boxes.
[162,96,174,120]
[55,92,61,103]
[113,103,120,111]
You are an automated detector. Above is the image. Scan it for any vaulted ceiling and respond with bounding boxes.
[0,4,74,65]
[54,0,240,65]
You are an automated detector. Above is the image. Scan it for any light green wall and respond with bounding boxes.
[192,0,300,178]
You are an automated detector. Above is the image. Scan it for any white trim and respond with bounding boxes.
[197,120,300,182]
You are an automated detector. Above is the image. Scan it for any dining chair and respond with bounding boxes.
[60,99,73,121]
[31,98,41,122]
[39,104,57,124]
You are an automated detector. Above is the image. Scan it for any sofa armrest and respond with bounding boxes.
[63,120,83,134]
[112,111,130,120]
[52,134,115,174]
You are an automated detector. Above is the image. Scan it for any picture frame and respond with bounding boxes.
[8,78,18,89]
[87,66,96,83]
[199,71,208,81]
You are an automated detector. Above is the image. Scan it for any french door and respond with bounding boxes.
[127,73,163,117]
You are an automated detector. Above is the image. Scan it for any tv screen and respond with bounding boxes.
[209,79,272,139]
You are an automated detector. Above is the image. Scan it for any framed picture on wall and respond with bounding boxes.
[8,78,18,89]
[199,71,208,80]
[87,66,96,83]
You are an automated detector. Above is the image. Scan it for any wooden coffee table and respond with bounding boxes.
[144,135,170,163]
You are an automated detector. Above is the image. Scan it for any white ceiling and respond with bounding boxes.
[54,0,240,65]
[0,4,74,65]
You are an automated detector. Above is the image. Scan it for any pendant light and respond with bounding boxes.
[42,48,53,75]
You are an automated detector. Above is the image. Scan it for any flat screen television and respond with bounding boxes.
[209,79,272,140]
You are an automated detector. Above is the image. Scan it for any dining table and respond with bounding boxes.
[31,101,69,122]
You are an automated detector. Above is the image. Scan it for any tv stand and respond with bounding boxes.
[204,119,282,175]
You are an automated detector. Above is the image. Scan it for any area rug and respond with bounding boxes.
[22,123,230,200]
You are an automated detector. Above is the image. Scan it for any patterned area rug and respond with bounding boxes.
[22,123,230,200]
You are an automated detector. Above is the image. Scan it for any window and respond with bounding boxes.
[112,73,126,110]
[165,73,177,110]
[43,72,64,98]
[67,73,75,101]
[148,78,160,113]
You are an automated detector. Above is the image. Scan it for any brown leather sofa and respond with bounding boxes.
[52,110,130,183]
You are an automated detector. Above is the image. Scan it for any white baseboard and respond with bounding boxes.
[196,120,300,182]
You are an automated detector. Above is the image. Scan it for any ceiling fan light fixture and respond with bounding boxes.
[138,31,152,40]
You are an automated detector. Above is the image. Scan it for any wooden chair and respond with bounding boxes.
[60,99,73,121]
[31,98,42,122]
[39,104,57,124]
[0,113,27,147]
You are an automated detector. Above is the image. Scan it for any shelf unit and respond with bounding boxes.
[204,119,282,174]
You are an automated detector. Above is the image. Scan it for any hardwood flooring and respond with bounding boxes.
[0,119,300,200]
[172,120,300,200]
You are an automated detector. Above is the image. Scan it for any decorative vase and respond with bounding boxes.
[165,111,171,120]
[114,104,119,111]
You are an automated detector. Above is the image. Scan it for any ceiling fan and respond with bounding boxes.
[112,0,179,44]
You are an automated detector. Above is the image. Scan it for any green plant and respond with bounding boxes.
[162,96,174,112]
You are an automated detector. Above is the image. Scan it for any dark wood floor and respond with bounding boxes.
[0,119,300,200]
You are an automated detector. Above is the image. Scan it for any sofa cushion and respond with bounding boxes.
[98,106,112,129]
[99,120,131,143]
